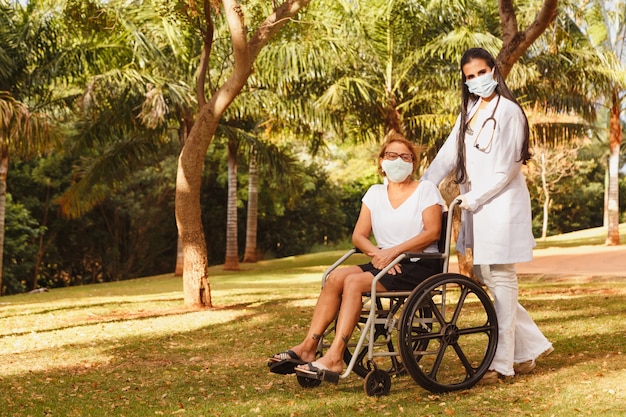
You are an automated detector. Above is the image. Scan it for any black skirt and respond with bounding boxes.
[358,258,442,291]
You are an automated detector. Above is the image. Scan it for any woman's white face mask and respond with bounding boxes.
[382,158,413,183]
[465,70,498,98]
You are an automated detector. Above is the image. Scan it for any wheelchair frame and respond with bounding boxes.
[299,200,499,396]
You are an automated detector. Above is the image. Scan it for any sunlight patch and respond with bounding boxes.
[287,299,317,308]
[0,308,248,377]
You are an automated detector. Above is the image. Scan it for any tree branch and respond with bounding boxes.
[498,0,519,46]
[196,0,214,107]
[497,0,558,78]
[248,0,312,62]
[208,0,311,118]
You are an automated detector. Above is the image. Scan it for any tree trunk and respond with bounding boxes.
[174,236,183,276]
[176,107,216,308]
[224,138,240,270]
[437,174,475,278]
[243,145,259,263]
[606,86,621,246]
[0,150,7,296]
[604,164,609,227]
[33,185,51,290]
[540,151,549,241]
[174,115,194,277]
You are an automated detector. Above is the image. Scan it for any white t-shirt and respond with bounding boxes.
[362,180,445,253]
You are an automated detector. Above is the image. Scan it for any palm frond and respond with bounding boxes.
[57,131,163,218]
[0,91,57,157]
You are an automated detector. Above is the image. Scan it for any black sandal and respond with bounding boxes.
[294,361,340,384]
[267,350,305,375]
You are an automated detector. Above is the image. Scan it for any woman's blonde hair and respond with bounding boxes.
[377,131,418,177]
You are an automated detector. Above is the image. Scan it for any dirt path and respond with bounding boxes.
[448,244,626,278]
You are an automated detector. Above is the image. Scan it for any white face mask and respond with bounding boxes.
[381,158,413,183]
[465,70,498,98]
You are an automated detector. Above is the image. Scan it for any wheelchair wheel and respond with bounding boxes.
[363,369,391,396]
[399,273,498,393]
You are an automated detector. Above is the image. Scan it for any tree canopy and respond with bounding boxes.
[0,0,624,297]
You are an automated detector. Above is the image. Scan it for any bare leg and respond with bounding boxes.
[296,270,384,373]
[277,265,365,363]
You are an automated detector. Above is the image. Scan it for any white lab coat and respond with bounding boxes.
[423,95,536,265]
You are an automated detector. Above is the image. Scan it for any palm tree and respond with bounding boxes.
[57,0,197,217]
[0,2,63,295]
[587,0,626,246]
[224,132,240,271]
[243,144,259,262]
[225,0,357,265]
[41,0,198,281]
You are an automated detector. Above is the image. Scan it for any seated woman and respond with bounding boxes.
[268,131,446,383]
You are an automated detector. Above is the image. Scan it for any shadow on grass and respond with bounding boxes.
[2,277,626,416]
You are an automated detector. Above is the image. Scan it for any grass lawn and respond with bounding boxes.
[1,240,625,416]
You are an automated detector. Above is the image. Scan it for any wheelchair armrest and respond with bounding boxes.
[403,252,445,259]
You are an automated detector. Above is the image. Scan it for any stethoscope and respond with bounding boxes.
[469,94,501,152]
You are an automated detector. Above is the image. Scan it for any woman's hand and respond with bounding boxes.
[368,248,402,275]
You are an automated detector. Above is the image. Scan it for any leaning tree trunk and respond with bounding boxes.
[0,151,8,296]
[176,107,216,308]
[224,138,240,270]
[243,145,259,263]
[174,115,194,277]
[606,86,621,246]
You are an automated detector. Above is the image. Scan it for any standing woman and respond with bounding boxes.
[422,47,553,383]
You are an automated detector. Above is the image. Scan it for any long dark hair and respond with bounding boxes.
[454,48,531,184]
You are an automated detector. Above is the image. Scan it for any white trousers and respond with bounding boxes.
[475,264,553,376]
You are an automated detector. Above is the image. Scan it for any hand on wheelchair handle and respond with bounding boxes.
[456,195,472,211]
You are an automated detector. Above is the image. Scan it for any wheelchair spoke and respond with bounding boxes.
[426,294,447,326]
[427,341,449,378]
[450,340,479,378]
[449,283,471,325]
[455,324,495,335]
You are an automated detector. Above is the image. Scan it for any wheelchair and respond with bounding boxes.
[297,200,498,396]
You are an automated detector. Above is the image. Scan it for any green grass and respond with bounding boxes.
[1,243,625,416]
[535,223,626,248]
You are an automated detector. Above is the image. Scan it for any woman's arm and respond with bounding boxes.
[351,203,379,255]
